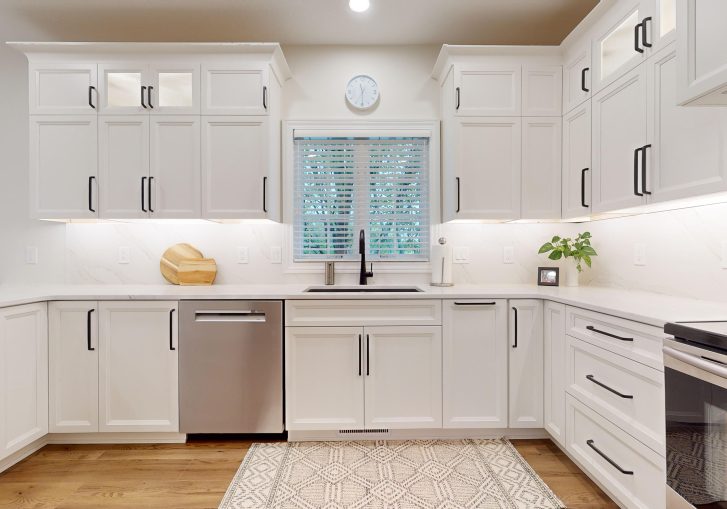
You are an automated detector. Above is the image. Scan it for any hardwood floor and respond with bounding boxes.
[0,438,616,508]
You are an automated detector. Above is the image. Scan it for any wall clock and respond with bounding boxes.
[345,74,380,110]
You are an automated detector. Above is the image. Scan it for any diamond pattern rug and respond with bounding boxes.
[218,439,564,508]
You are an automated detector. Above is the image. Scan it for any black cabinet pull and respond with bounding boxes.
[88,85,96,109]
[586,325,634,342]
[581,168,589,208]
[456,177,461,213]
[633,148,644,197]
[358,334,362,376]
[263,86,268,110]
[141,86,147,108]
[87,309,95,351]
[88,176,96,213]
[262,176,268,213]
[455,87,461,110]
[587,440,634,475]
[147,86,154,109]
[581,67,590,93]
[641,17,652,48]
[141,176,147,212]
[454,301,496,306]
[148,176,154,212]
[634,22,644,53]
[586,374,633,399]
[366,334,370,376]
[512,307,518,349]
[641,144,651,195]
[169,309,176,351]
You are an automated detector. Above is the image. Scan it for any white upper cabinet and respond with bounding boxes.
[521,117,562,220]
[676,0,727,105]
[522,66,562,116]
[648,0,676,52]
[562,102,592,219]
[508,299,544,429]
[592,65,648,213]
[563,40,592,114]
[29,63,98,115]
[148,64,200,114]
[99,63,149,114]
[454,64,522,116]
[202,65,269,115]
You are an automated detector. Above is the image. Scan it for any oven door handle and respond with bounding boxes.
[663,346,727,380]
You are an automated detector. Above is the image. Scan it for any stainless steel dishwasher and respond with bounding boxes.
[179,300,283,434]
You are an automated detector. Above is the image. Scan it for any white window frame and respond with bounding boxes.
[283,120,441,274]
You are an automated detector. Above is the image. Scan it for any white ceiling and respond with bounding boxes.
[2,0,599,46]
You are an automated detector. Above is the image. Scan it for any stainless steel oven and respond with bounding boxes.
[663,321,727,509]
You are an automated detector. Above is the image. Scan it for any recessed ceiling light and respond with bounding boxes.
[349,0,370,13]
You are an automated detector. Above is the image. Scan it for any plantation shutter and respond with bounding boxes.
[293,136,430,261]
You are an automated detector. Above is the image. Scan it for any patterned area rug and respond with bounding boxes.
[219,439,564,508]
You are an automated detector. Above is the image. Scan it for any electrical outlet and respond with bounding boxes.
[503,246,515,264]
[118,247,130,264]
[721,241,727,269]
[634,243,647,266]
[25,246,38,265]
[453,247,470,264]
[237,246,249,264]
[270,246,282,264]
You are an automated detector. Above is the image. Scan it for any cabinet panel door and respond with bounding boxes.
[150,116,201,218]
[99,302,178,432]
[563,43,591,114]
[148,64,200,115]
[543,302,566,446]
[29,64,98,115]
[0,303,48,458]
[443,300,507,429]
[364,326,442,429]
[562,102,592,219]
[454,65,521,116]
[522,66,562,117]
[49,301,98,433]
[201,66,268,115]
[454,117,521,220]
[30,116,98,219]
[521,117,562,220]
[285,327,364,431]
[592,65,648,213]
[202,116,269,219]
[98,63,150,115]
[647,46,727,202]
[509,300,543,428]
[99,115,150,219]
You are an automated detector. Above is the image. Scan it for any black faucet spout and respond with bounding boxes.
[358,229,373,285]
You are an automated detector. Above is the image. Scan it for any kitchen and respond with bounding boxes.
[0,0,726,508]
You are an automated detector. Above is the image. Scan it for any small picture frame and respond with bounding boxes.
[537,267,560,287]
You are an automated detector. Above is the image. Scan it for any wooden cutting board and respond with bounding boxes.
[160,243,217,285]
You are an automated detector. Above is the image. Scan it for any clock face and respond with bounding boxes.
[346,75,379,110]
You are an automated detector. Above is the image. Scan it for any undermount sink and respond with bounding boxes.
[303,285,424,293]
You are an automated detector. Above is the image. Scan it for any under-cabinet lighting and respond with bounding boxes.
[349,0,370,12]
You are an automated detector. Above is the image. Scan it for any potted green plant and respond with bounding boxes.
[538,232,597,287]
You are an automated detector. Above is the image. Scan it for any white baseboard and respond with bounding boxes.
[46,432,187,444]
[0,436,48,473]
[288,428,550,442]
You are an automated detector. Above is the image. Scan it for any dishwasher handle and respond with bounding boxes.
[194,310,267,323]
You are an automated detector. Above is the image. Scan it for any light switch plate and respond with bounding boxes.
[237,247,249,264]
[453,247,470,264]
[634,243,646,266]
[270,246,282,264]
[118,246,130,264]
[25,246,38,265]
[503,246,515,264]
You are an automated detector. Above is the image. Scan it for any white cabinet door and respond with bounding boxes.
[49,302,98,433]
[543,302,566,446]
[365,326,442,429]
[647,0,676,52]
[98,301,178,433]
[452,117,521,220]
[150,116,201,218]
[442,300,507,429]
[201,116,269,219]
[592,65,648,213]
[563,41,591,114]
[285,327,364,431]
[509,300,543,428]
[562,102,592,219]
[201,66,269,115]
[454,65,521,116]
[647,45,727,202]
[0,303,48,458]
[99,63,150,115]
[30,116,98,219]
[522,66,562,117]
[98,115,150,219]
[148,64,200,115]
[29,63,98,115]
[521,117,562,220]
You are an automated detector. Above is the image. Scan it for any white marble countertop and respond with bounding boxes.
[0,283,724,328]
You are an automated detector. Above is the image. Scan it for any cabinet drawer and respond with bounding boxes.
[566,336,664,454]
[566,306,665,370]
[566,394,665,509]
[285,300,442,327]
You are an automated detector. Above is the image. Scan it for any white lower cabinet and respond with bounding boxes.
[508,299,543,428]
[0,303,48,459]
[442,300,508,428]
[543,302,566,446]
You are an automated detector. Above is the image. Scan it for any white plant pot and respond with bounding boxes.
[564,263,580,287]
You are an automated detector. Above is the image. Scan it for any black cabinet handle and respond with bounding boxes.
[366,334,370,376]
[633,148,644,197]
[358,334,362,376]
[262,176,268,213]
[141,86,147,108]
[454,301,496,306]
[88,85,96,109]
[455,87,460,110]
[88,176,96,213]
[587,440,634,475]
[141,176,147,212]
[512,307,518,349]
[147,86,154,109]
[641,17,652,48]
[87,309,95,351]
[634,22,644,53]
[586,374,633,399]
[581,67,590,93]
[263,86,268,110]
[586,325,634,342]
[641,144,651,195]
[169,309,176,351]
[581,168,589,208]
[456,177,461,213]
[148,176,154,212]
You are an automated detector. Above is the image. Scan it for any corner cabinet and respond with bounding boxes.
[508,299,543,428]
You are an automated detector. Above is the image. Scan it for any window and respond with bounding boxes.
[293,136,429,261]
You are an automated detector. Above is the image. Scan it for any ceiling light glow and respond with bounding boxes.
[349,0,370,13]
